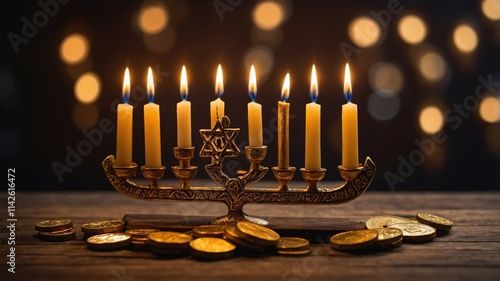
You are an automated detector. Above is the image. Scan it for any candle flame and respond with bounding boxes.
[147,66,155,103]
[215,64,223,98]
[281,73,290,102]
[123,67,130,104]
[249,64,257,102]
[180,65,188,100]
[310,64,318,102]
[344,63,352,102]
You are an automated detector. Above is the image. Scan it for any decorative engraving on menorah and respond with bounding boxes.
[103,116,376,225]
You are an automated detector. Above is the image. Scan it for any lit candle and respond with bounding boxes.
[305,65,321,170]
[144,67,162,168]
[342,63,359,169]
[177,65,192,148]
[248,65,263,147]
[115,67,133,166]
[210,64,225,128]
[277,73,290,169]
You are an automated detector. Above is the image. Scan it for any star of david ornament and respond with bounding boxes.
[200,116,240,164]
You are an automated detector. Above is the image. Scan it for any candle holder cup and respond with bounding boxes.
[103,116,376,225]
[272,167,296,191]
[112,163,138,179]
[141,165,166,189]
[172,147,198,189]
[300,168,327,192]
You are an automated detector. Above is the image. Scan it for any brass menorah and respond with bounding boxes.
[103,116,376,225]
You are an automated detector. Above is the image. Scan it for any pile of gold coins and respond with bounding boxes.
[35,219,76,242]
[35,212,452,259]
[330,212,453,251]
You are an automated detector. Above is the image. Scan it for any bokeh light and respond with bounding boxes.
[482,0,500,21]
[60,34,89,65]
[368,92,401,121]
[72,103,99,129]
[74,72,101,104]
[252,1,285,31]
[419,106,444,134]
[243,46,275,82]
[138,5,169,34]
[398,14,427,45]
[479,96,500,123]
[453,24,478,53]
[369,63,404,96]
[348,16,381,48]
[418,51,447,82]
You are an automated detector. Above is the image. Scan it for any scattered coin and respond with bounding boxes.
[148,231,193,255]
[379,237,403,250]
[125,228,160,238]
[374,228,403,246]
[276,237,310,252]
[416,213,453,231]
[38,228,76,242]
[192,224,226,238]
[87,233,131,251]
[276,249,312,256]
[189,237,236,260]
[236,221,280,247]
[365,215,412,229]
[389,223,436,243]
[81,220,125,235]
[223,224,264,251]
[35,219,73,232]
[330,229,378,251]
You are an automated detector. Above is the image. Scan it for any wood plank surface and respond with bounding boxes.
[1,191,499,281]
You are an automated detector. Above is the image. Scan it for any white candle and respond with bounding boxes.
[177,65,192,148]
[342,63,359,169]
[305,65,321,170]
[115,67,133,166]
[144,67,162,168]
[278,73,290,169]
[248,65,263,147]
[210,64,225,128]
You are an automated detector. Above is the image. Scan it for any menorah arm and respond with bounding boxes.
[103,155,375,224]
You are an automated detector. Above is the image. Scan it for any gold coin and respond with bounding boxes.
[38,228,76,242]
[330,230,378,251]
[379,237,403,250]
[416,213,453,231]
[365,215,412,229]
[236,221,280,247]
[276,249,311,256]
[375,227,403,246]
[87,233,131,250]
[223,224,264,251]
[189,237,236,259]
[192,224,226,238]
[125,228,160,238]
[81,220,125,234]
[390,223,436,242]
[35,219,73,232]
[276,237,310,252]
[148,231,193,249]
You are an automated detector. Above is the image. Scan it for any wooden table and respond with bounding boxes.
[2,191,499,281]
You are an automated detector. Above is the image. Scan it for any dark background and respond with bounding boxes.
[1,0,499,191]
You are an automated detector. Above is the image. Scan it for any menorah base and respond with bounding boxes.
[123,214,365,241]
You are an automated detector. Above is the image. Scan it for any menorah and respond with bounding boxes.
[103,116,376,226]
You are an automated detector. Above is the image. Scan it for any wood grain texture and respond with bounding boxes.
[1,191,499,281]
